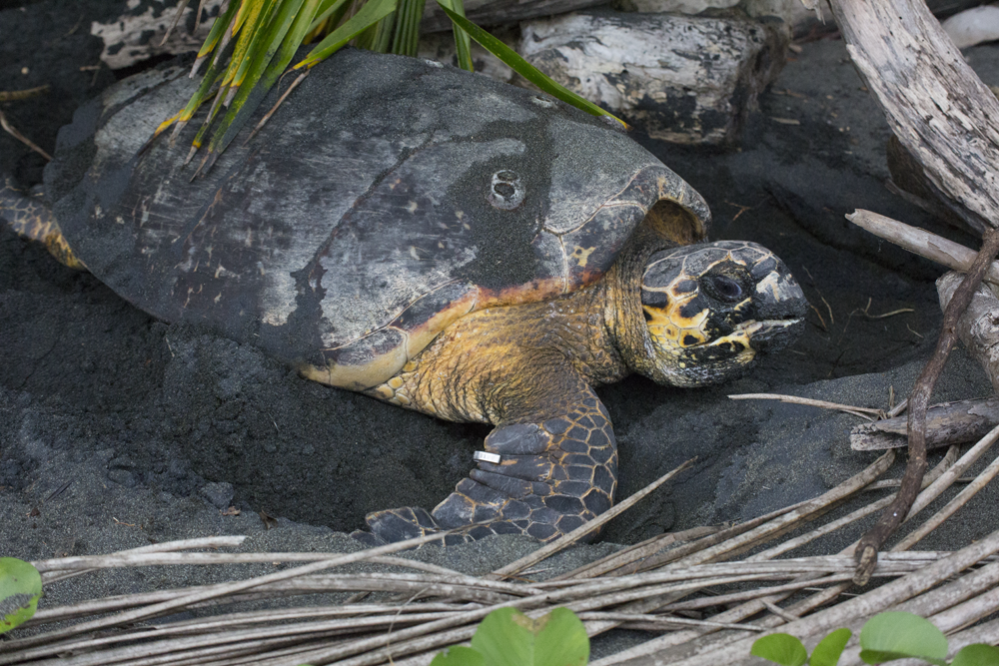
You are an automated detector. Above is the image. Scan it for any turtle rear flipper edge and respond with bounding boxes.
[1,178,85,270]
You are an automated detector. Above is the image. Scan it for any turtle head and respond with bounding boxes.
[629,240,807,387]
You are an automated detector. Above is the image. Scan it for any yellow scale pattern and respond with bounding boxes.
[1,179,86,270]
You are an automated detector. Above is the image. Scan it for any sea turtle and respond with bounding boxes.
[1,48,807,545]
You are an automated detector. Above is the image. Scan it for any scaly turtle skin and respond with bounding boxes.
[1,48,808,545]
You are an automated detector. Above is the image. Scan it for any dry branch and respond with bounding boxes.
[939,271,999,393]
[829,0,999,584]
[830,0,999,236]
[847,210,999,285]
[851,397,999,450]
[853,227,999,585]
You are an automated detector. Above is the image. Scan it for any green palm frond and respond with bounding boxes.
[172,0,620,169]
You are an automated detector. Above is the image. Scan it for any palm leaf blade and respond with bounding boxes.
[435,4,625,126]
[296,0,399,68]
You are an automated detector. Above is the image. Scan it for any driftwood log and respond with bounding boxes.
[831,0,999,237]
[852,397,999,452]
[419,0,988,35]
[938,272,999,395]
[92,0,221,70]
[830,0,999,585]
[93,0,994,69]
[519,9,788,144]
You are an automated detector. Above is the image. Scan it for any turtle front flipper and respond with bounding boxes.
[356,384,618,546]
[1,177,86,270]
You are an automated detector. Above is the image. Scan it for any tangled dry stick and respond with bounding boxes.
[829,0,999,584]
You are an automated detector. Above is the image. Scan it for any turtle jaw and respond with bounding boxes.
[726,316,805,354]
[625,239,808,388]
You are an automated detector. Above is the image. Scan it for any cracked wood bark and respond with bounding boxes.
[938,272,999,395]
[851,397,999,451]
[829,0,999,585]
[830,0,999,237]
[518,10,788,145]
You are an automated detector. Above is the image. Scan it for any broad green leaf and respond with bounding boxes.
[533,607,589,666]
[810,628,851,666]
[859,612,948,666]
[750,633,808,666]
[951,644,999,666]
[435,0,472,71]
[296,0,399,67]
[470,607,589,666]
[430,646,486,666]
[435,5,625,127]
[0,558,42,634]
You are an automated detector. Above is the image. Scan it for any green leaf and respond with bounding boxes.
[306,0,351,33]
[195,0,241,60]
[297,0,399,67]
[810,628,851,666]
[434,4,625,127]
[859,612,948,666]
[390,0,427,56]
[200,0,320,171]
[951,644,999,666]
[0,558,42,634]
[434,0,472,71]
[470,607,589,666]
[750,633,808,666]
[430,646,486,666]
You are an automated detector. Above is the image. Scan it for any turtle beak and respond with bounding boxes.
[746,265,808,353]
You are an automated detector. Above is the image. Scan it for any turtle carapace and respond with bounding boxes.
[1,48,807,544]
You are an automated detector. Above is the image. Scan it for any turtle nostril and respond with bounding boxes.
[494,182,515,197]
[487,169,525,210]
[702,274,744,303]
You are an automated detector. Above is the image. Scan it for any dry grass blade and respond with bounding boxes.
[0,109,52,161]
[556,525,722,581]
[748,446,957,562]
[653,528,999,666]
[902,422,999,520]
[666,451,894,566]
[576,612,765,632]
[0,530,455,655]
[894,447,999,550]
[0,85,49,102]
[610,501,811,575]
[729,393,882,419]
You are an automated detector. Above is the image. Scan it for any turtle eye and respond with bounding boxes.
[701,274,744,303]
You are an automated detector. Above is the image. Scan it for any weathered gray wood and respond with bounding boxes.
[829,0,999,237]
[851,397,999,451]
[421,0,989,36]
[938,272,999,395]
[518,10,788,145]
[92,0,222,70]
[847,210,999,287]
[419,0,607,33]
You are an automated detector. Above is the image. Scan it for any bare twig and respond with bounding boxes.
[729,393,882,419]
[854,227,999,586]
[847,210,999,285]
[0,85,50,102]
[0,109,52,161]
